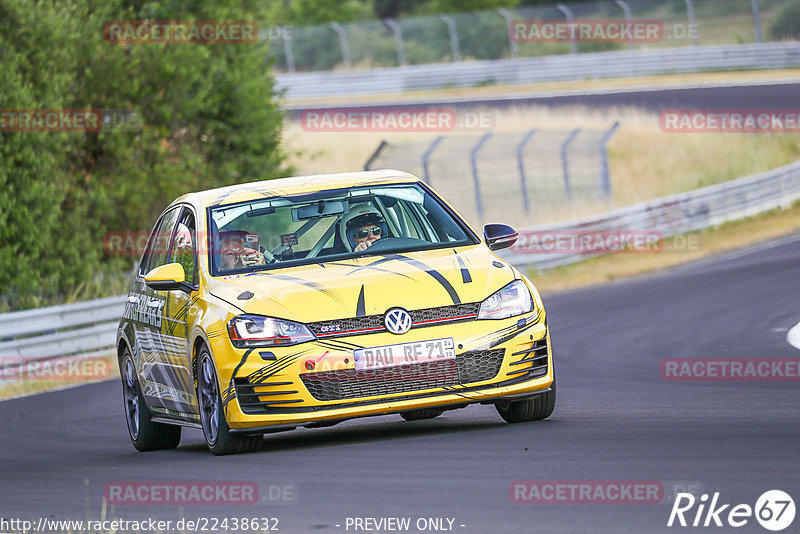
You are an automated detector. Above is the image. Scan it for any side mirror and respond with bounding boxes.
[483,223,518,251]
[145,263,194,293]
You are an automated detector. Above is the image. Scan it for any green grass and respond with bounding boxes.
[285,104,800,229]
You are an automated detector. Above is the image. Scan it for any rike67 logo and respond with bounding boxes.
[668,490,795,531]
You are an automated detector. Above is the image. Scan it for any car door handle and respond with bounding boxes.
[147,299,161,308]
[127,296,139,304]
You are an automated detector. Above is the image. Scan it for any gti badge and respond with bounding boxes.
[384,308,412,335]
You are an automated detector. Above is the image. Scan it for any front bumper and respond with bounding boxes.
[209,309,552,431]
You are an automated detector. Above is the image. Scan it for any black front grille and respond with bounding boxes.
[307,302,480,339]
[411,303,481,324]
[307,315,384,337]
[300,349,505,401]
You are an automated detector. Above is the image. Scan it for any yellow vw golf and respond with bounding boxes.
[117,170,555,454]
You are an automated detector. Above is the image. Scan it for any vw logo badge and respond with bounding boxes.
[384,308,412,335]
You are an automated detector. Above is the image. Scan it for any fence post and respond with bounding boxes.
[683,0,698,47]
[561,129,581,200]
[363,141,388,171]
[751,0,762,43]
[384,19,407,66]
[422,136,445,185]
[614,0,635,50]
[439,14,462,61]
[470,133,492,220]
[516,128,537,216]
[330,23,352,68]
[282,27,296,72]
[599,122,620,199]
[497,9,519,59]
[556,3,577,55]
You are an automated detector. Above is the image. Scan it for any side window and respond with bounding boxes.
[171,208,198,286]
[139,215,164,275]
[140,206,181,275]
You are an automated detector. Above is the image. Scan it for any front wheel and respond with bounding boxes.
[495,377,556,424]
[197,348,262,455]
[121,350,181,451]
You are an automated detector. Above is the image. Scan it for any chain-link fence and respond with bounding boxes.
[265,0,796,72]
[364,125,619,228]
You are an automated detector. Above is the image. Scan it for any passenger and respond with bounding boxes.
[218,231,266,271]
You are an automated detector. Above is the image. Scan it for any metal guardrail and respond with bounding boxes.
[2,158,800,370]
[0,295,124,374]
[267,0,787,73]
[275,42,800,100]
[498,159,800,269]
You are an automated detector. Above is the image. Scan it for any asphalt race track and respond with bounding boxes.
[1,235,799,533]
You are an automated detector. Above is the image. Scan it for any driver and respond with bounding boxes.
[341,204,388,252]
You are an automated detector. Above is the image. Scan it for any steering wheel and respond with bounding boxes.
[365,237,427,252]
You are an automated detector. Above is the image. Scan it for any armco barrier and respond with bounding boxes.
[0,295,125,380]
[2,159,800,371]
[498,160,800,269]
[276,42,800,100]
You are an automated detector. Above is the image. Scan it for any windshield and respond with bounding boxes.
[207,182,477,276]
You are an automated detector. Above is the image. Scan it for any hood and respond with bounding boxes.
[207,244,515,322]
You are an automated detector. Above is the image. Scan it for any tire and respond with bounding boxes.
[197,347,262,455]
[120,349,181,451]
[495,376,556,424]
[400,408,444,421]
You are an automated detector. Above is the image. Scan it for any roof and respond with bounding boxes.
[176,169,421,208]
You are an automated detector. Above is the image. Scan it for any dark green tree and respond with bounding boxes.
[770,0,800,40]
[0,0,288,310]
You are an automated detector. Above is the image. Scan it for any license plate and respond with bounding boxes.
[354,338,455,371]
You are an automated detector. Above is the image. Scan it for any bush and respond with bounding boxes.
[770,1,800,40]
[0,0,288,310]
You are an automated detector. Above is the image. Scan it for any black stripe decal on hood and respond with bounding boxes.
[328,261,417,281]
[456,255,472,284]
[365,254,461,305]
[244,272,346,306]
[356,285,366,317]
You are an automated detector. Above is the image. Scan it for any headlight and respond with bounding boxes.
[478,280,534,320]
[227,315,316,348]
